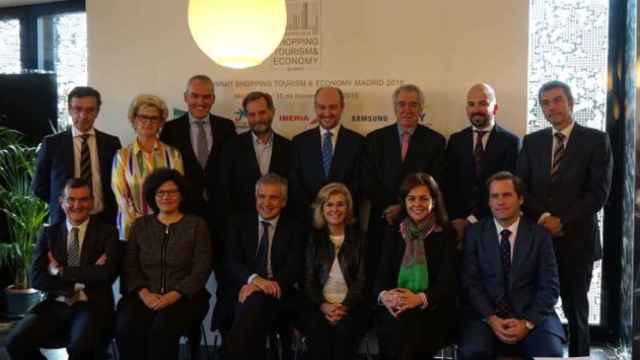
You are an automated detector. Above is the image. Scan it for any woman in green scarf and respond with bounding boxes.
[374,172,458,360]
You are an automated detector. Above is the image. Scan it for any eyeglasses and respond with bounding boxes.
[136,114,162,123]
[155,189,180,198]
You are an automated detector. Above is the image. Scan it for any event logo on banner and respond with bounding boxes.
[272,0,321,71]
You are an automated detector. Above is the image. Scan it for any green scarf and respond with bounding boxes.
[396,214,435,292]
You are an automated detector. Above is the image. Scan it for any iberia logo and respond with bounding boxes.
[279,114,310,122]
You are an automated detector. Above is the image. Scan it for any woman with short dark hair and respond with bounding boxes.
[115,168,211,360]
[374,172,458,360]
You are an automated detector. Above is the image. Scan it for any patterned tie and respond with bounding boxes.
[68,227,81,267]
[551,132,565,182]
[401,131,410,162]
[496,229,513,317]
[474,130,488,178]
[195,121,209,169]
[256,221,270,278]
[79,134,92,189]
[322,131,333,179]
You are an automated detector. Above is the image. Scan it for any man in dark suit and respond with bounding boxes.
[446,83,520,240]
[219,174,305,360]
[460,171,565,359]
[289,86,365,224]
[216,91,291,219]
[362,84,446,287]
[7,178,121,360]
[32,86,121,225]
[159,74,236,224]
[516,80,613,356]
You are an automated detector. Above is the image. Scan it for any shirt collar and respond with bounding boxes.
[472,122,495,133]
[320,124,341,138]
[188,112,210,124]
[552,119,575,140]
[72,127,96,137]
[258,214,280,229]
[494,216,520,237]
[252,131,274,146]
[66,217,90,233]
[397,123,417,137]
[132,138,161,154]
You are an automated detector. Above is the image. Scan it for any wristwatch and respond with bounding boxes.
[524,319,535,330]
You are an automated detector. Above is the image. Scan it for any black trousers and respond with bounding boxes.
[304,305,368,360]
[6,300,111,360]
[115,290,210,360]
[556,250,594,357]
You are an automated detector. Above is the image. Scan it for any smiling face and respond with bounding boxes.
[155,180,182,215]
[246,97,274,137]
[184,79,215,119]
[322,192,347,227]
[314,88,344,130]
[405,185,433,222]
[134,105,163,139]
[489,179,523,226]
[394,90,423,131]
[540,87,573,130]
[466,85,497,128]
[60,185,93,225]
[256,182,286,220]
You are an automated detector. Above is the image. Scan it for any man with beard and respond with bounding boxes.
[445,83,520,240]
[289,87,366,225]
[215,91,291,222]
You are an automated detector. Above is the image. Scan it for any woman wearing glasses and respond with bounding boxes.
[111,94,184,240]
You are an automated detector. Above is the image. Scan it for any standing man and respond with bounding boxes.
[218,174,305,360]
[516,80,613,356]
[216,91,291,219]
[446,83,520,240]
[289,86,366,224]
[460,172,564,359]
[7,178,121,359]
[362,84,446,286]
[159,75,236,225]
[33,86,122,225]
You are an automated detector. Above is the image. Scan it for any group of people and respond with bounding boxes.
[5,75,612,360]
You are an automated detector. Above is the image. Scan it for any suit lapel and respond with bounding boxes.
[208,115,220,165]
[386,125,402,178]
[269,134,285,175]
[482,221,505,283]
[53,223,69,265]
[510,219,532,289]
[308,128,325,180]
[244,132,262,178]
[247,217,259,262]
[179,116,200,168]
[483,126,502,177]
[79,219,96,266]
[539,128,553,183]
[270,219,285,269]
[557,124,582,178]
[330,128,349,179]
[62,130,75,178]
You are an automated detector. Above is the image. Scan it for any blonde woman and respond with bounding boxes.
[112,94,184,240]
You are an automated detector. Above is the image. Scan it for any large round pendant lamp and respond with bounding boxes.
[188,0,287,69]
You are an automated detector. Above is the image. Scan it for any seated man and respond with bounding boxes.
[220,174,305,360]
[6,178,121,360]
[460,171,565,359]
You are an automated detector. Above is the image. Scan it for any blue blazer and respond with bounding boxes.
[462,217,564,338]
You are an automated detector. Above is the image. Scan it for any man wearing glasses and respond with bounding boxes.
[33,86,122,225]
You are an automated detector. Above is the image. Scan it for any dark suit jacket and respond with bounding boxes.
[445,125,520,220]
[363,123,446,217]
[289,126,365,224]
[374,222,458,311]
[32,129,121,225]
[462,217,564,338]
[159,113,236,216]
[30,217,121,319]
[516,124,613,261]
[214,212,305,330]
[216,131,291,217]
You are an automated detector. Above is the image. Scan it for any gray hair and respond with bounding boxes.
[185,74,215,96]
[392,84,425,108]
[255,173,288,201]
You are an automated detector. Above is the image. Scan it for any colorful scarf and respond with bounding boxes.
[397,214,436,293]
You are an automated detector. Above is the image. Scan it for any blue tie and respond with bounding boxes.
[322,131,333,179]
[256,221,270,278]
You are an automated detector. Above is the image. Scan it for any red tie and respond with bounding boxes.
[401,131,410,162]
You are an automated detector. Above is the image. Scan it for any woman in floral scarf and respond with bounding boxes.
[374,172,458,360]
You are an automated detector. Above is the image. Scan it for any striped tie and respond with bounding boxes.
[68,227,80,267]
[551,132,565,182]
[80,134,92,189]
[322,131,333,179]
[473,130,488,178]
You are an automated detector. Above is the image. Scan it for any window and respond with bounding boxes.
[0,19,21,73]
[527,0,609,325]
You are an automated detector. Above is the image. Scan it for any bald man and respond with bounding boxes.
[445,83,520,240]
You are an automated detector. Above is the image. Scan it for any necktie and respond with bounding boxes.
[79,134,92,190]
[195,121,209,169]
[474,130,488,178]
[551,132,565,182]
[322,131,333,179]
[496,229,513,317]
[256,221,270,278]
[401,131,410,162]
[68,227,80,267]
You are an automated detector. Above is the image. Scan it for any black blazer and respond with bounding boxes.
[445,125,520,220]
[159,113,236,215]
[462,217,564,338]
[516,124,613,261]
[374,222,458,310]
[304,227,366,309]
[289,126,365,224]
[32,129,121,225]
[363,123,446,214]
[216,131,291,217]
[30,217,121,314]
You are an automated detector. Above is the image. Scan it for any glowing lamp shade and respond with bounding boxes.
[188,0,287,69]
